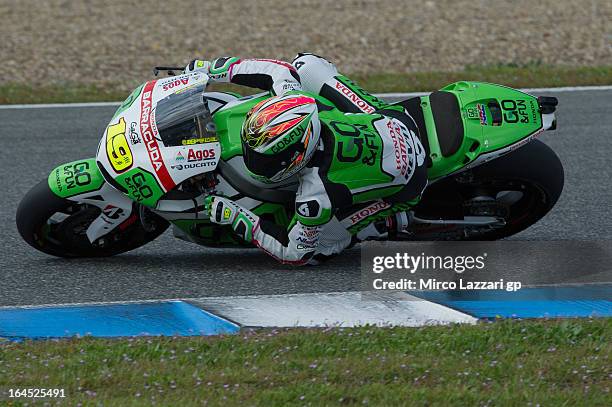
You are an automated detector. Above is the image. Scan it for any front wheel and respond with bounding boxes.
[16,180,169,257]
[407,139,564,240]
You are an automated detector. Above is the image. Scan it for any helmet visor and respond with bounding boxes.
[242,140,306,180]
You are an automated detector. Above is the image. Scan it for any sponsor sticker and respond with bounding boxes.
[105,117,133,173]
[302,227,319,238]
[128,121,141,144]
[187,148,216,162]
[161,77,189,92]
[223,207,232,220]
[270,127,303,154]
[170,161,216,171]
[140,81,175,191]
[477,103,488,125]
[334,81,375,113]
[348,201,391,225]
[182,136,218,145]
[529,99,538,123]
[466,106,479,119]
[292,224,320,250]
[281,81,301,92]
[297,203,310,217]
[387,120,410,179]
[102,204,124,220]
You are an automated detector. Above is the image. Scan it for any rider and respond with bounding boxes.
[185,54,427,265]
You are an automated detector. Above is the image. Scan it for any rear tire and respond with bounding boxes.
[16,180,169,257]
[410,140,564,240]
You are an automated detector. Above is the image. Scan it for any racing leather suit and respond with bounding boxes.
[201,54,427,265]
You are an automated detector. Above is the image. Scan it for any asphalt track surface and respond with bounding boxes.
[1,90,611,306]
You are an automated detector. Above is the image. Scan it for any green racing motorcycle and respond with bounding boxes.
[16,70,563,257]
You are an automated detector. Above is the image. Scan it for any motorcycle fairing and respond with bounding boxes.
[48,158,135,242]
[395,81,556,180]
[96,72,221,209]
[47,80,558,247]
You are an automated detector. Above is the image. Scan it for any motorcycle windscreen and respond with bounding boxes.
[154,85,208,147]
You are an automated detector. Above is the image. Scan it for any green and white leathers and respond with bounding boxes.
[188,54,427,265]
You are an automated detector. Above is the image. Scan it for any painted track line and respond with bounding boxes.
[0,297,186,310]
[0,101,123,110]
[1,85,610,110]
[379,85,612,98]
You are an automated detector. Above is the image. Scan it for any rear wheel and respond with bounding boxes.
[16,180,169,257]
[406,140,564,240]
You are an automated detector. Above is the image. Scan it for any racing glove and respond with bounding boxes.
[204,195,259,242]
[184,59,211,74]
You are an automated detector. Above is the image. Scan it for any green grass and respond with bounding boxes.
[1,65,610,104]
[1,319,610,406]
[0,83,128,105]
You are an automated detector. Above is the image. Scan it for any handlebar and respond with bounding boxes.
[153,66,184,77]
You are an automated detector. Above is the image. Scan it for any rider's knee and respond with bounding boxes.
[385,164,428,206]
[292,52,338,93]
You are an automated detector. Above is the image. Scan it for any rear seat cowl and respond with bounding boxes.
[430,91,464,157]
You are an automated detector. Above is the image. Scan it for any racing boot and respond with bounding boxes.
[355,211,412,241]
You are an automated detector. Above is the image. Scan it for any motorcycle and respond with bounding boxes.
[16,67,563,257]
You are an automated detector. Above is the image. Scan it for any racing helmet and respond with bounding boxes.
[241,94,321,183]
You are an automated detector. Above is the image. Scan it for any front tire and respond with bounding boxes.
[16,180,169,257]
